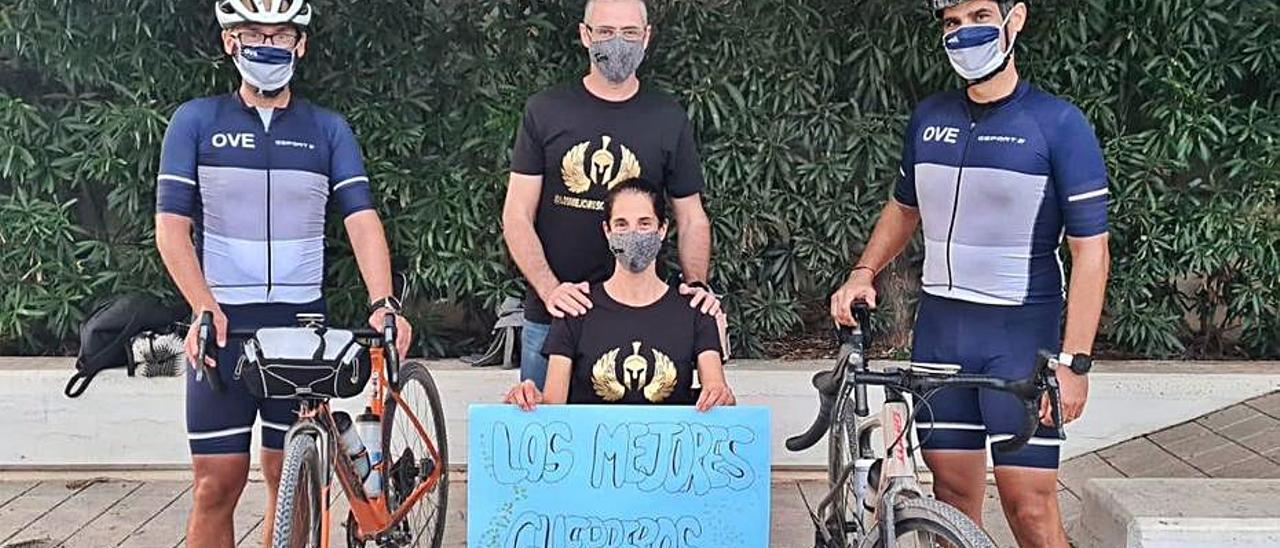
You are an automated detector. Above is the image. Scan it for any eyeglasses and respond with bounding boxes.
[584,24,646,42]
[232,29,301,48]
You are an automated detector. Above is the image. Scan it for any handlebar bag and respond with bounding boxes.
[238,327,371,399]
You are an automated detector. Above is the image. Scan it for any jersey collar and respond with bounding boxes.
[231,89,297,116]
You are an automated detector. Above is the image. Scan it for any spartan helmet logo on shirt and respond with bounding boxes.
[591,341,677,403]
[561,135,642,194]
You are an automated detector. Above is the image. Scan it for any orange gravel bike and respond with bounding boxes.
[197,312,448,547]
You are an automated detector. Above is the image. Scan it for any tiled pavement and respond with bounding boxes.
[1061,390,1280,492]
[901,390,1280,546]
[1025,390,1280,547]
[1,392,1276,547]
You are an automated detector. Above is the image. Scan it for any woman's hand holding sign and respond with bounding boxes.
[695,382,736,412]
[505,380,545,411]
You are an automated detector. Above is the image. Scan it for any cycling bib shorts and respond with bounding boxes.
[912,293,1064,469]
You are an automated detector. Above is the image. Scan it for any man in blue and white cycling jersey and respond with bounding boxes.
[832,1,1109,546]
[154,1,412,545]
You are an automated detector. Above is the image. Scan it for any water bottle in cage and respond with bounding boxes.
[333,411,370,482]
[358,409,381,499]
[357,407,383,498]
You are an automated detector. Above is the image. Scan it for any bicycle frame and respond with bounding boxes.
[867,386,931,548]
[825,369,928,548]
[286,346,445,545]
[793,304,1058,548]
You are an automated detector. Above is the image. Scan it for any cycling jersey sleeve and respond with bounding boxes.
[1050,105,1109,237]
[892,115,919,208]
[156,102,201,217]
[327,116,375,218]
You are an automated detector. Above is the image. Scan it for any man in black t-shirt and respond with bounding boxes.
[501,0,720,389]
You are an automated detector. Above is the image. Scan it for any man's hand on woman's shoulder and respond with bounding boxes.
[545,281,592,318]
[678,282,721,315]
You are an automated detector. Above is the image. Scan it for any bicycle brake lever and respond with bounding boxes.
[1046,374,1065,434]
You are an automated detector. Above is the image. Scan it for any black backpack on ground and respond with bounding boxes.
[63,293,187,398]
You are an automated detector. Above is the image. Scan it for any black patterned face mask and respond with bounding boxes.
[608,230,663,273]
[589,37,646,84]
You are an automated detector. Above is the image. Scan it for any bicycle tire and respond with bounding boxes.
[272,434,323,548]
[826,401,853,541]
[865,498,995,548]
[381,359,449,547]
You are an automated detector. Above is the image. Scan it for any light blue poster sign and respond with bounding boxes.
[468,404,771,547]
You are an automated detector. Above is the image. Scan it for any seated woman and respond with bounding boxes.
[504,178,735,412]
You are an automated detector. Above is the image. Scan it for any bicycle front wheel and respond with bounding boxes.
[382,359,449,547]
[272,434,324,548]
[866,498,995,548]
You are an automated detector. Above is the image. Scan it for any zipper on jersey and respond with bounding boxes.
[945,120,977,291]
[264,120,274,300]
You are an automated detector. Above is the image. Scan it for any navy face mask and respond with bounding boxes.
[234,44,296,93]
[942,9,1017,83]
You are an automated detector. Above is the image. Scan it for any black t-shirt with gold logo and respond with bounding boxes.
[541,284,721,405]
[511,81,705,323]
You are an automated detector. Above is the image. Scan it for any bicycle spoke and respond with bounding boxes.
[383,364,447,547]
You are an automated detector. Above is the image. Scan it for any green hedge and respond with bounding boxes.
[1,0,1277,358]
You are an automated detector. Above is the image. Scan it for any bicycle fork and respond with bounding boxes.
[285,418,336,547]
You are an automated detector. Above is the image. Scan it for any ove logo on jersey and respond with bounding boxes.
[922,126,961,144]
[211,132,256,149]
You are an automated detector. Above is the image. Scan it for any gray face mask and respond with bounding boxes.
[608,231,663,273]
[589,37,646,84]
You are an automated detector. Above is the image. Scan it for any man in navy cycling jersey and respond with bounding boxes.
[154,1,412,545]
[832,1,1109,546]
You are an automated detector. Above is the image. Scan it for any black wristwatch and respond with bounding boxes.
[369,296,403,316]
[1057,352,1093,375]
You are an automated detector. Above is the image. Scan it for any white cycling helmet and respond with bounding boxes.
[215,0,313,29]
[930,0,1021,16]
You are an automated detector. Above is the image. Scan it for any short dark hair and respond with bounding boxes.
[603,178,667,226]
[934,0,1023,17]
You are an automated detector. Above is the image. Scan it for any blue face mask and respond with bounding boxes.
[942,9,1017,82]
[234,44,296,92]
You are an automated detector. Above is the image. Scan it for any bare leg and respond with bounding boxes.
[260,448,284,547]
[993,466,1069,548]
[922,449,988,526]
[188,454,250,548]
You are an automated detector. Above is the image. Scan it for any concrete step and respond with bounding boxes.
[1079,478,1280,547]
[4,357,1278,469]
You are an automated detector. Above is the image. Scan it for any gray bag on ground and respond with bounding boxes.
[464,297,524,369]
